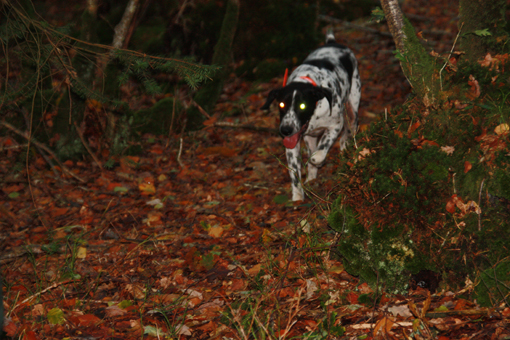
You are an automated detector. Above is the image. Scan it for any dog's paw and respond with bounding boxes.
[292,189,305,202]
[305,165,318,182]
[310,150,327,165]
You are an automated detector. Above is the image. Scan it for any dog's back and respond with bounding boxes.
[287,34,359,143]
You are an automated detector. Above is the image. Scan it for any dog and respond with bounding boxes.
[261,32,361,201]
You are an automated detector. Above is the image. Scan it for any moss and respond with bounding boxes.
[329,202,427,294]
[475,260,510,307]
[400,17,442,106]
[459,0,508,63]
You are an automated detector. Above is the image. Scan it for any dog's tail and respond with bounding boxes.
[325,29,336,44]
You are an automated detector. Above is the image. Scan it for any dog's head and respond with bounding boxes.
[261,83,332,149]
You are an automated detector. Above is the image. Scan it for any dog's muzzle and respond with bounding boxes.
[281,123,308,149]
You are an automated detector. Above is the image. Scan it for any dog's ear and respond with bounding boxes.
[261,89,280,110]
[309,87,333,109]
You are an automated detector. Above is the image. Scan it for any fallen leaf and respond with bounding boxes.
[3,317,18,336]
[248,264,262,276]
[441,145,455,155]
[139,182,156,194]
[77,246,87,259]
[208,225,223,238]
[105,305,128,317]
[464,161,472,173]
[388,305,412,318]
[306,279,319,300]
[495,123,509,135]
[468,75,481,98]
[373,316,395,336]
[176,324,192,336]
[75,314,100,327]
[31,304,45,317]
[346,292,359,304]
[47,308,65,325]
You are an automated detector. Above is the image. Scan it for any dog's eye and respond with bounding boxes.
[279,102,285,108]
[299,103,306,110]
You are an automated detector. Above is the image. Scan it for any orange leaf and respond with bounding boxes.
[346,292,358,304]
[208,225,224,238]
[138,182,156,194]
[203,116,218,126]
[454,299,468,310]
[475,128,487,142]
[3,318,18,337]
[421,140,439,147]
[203,146,237,157]
[22,330,39,340]
[107,182,123,191]
[464,161,472,173]
[76,314,101,327]
[408,121,421,134]
[373,316,395,335]
[446,195,458,213]
[50,207,69,218]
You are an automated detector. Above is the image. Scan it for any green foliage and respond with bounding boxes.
[329,68,510,293]
[371,7,385,23]
[329,202,424,294]
[473,29,492,37]
[475,259,510,307]
[1,1,217,159]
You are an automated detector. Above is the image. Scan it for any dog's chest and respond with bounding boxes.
[305,101,343,136]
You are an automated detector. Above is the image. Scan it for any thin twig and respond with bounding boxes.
[213,121,278,134]
[74,121,102,169]
[177,137,184,168]
[1,120,85,182]
[478,178,485,231]
[440,23,463,91]
[191,99,211,119]
[10,280,77,314]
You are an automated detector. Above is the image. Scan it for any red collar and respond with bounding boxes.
[282,69,317,87]
[299,76,317,86]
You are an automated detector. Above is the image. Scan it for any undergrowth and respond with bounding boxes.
[329,57,510,301]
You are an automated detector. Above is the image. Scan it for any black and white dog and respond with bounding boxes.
[261,32,361,201]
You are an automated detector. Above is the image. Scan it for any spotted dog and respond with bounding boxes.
[261,32,361,201]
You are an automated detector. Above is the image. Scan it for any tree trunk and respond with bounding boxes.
[111,0,140,51]
[459,0,507,63]
[380,0,441,107]
[186,0,240,130]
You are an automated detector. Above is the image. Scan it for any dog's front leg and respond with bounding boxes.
[303,135,319,183]
[286,147,304,201]
[310,128,341,166]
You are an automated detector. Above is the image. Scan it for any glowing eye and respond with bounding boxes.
[300,103,306,110]
[279,102,285,108]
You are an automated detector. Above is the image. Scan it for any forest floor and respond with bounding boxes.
[1,0,510,339]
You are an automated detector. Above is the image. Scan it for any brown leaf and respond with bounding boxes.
[464,161,472,173]
[203,146,237,157]
[468,75,480,98]
[421,291,431,318]
[373,316,395,336]
[105,305,128,318]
